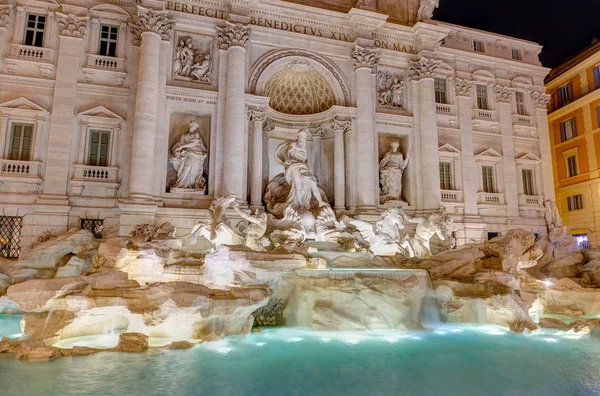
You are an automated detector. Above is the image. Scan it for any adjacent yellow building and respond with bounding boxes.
[546,40,600,249]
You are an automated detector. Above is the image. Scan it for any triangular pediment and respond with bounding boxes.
[78,106,123,120]
[90,4,130,18]
[438,143,461,154]
[475,148,502,159]
[517,152,541,162]
[0,97,47,112]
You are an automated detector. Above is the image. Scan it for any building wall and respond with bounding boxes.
[0,0,552,256]
[547,40,600,248]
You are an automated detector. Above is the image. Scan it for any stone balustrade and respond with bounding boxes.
[441,189,463,203]
[435,103,456,116]
[0,159,42,178]
[86,54,125,71]
[472,108,497,121]
[512,114,535,127]
[73,164,119,183]
[477,192,505,205]
[518,194,542,207]
[9,43,54,62]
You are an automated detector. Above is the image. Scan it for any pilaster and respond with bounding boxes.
[495,85,519,217]
[248,107,266,209]
[532,91,554,201]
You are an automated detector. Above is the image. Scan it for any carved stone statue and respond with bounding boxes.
[278,130,327,211]
[233,203,269,251]
[417,0,440,21]
[173,36,212,83]
[378,72,405,108]
[380,141,410,203]
[169,121,208,192]
[401,209,451,257]
[350,207,409,256]
[190,195,244,250]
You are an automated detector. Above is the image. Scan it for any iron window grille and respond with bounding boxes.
[0,216,23,259]
[81,218,104,238]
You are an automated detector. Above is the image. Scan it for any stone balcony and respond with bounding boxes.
[512,114,536,127]
[86,54,126,71]
[472,108,497,122]
[441,190,463,203]
[436,103,456,116]
[518,194,542,207]
[8,43,54,62]
[83,54,127,86]
[71,164,120,198]
[0,159,43,193]
[478,192,505,205]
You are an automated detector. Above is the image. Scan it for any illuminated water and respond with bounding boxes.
[1,314,600,395]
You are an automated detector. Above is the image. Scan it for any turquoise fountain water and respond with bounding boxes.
[1,314,600,396]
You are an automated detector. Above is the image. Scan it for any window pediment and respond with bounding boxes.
[475,148,502,163]
[516,152,541,165]
[89,4,130,22]
[438,143,461,159]
[17,0,59,12]
[77,106,123,127]
[0,97,47,119]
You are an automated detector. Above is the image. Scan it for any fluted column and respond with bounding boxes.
[312,128,324,183]
[248,108,266,209]
[454,78,478,216]
[532,92,554,201]
[39,14,88,202]
[495,85,519,217]
[217,22,251,200]
[127,7,174,202]
[334,117,350,210]
[409,57,442,211]
[352,46,379,209]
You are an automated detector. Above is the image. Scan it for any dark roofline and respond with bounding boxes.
[545,39,600,84]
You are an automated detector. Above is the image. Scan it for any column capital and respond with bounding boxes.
[352,45,379,70]
[493,85,514,104]
[217,21,250,50]
[0,6,12,28]
[129,6,175,44]
[531,91,551,110]
[247,107,266,122]
[407,57,442,81]
[333,116,351,132]
[56,13,88,38]
[452,77,475,97]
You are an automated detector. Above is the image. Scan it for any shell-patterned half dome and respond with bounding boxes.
[265,61,336,115]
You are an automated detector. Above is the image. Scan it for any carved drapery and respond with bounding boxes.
[531,91,551,109]
[352,46,379,70]
[493,85,513,103]
[216,22,250,50]
[407,57,442,81]
[56,13,88,38]
[452,77,475,97]
[417,0,440,21]
[0,6,12,28]
[129,7,175,43]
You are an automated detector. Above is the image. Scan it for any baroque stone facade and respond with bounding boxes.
[0,0,552,253]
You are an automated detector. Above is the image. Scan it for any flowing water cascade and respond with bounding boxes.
[475,298,487,324]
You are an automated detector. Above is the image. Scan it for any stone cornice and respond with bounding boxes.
[216,21,250,49]
[77,83,130,98]
[0,74,55,89]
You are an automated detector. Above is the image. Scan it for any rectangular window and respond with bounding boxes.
[522,169,534,195]
[567,155,578,177]
[81,218,104,239]
[473,40,484,53]
[434,77,447,104]
[24,14,46,47]
[439,162,452,190]
[98,25,118,57]
[559,118,577,142]
[476,85,488,110]
[515,91,527,116]
[567,194,584,211]
[557,82,573,107]
[482,165,495,193]
[594,65,600,90]
[87,130,110,167]
[511,48,522,60]
[10,124,33,161]
[0,216,23,259]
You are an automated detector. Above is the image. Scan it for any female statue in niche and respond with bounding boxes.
[169,120,208,192]
[379,141,410,203]
[277,129,327,211]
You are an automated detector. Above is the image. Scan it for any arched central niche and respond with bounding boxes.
[264,61,336,115]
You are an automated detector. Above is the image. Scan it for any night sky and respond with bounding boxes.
[434,0,599,68]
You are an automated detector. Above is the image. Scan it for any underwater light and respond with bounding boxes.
[543,280,553,287]
[543,337,558,343]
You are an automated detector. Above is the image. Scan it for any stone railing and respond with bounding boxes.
[86,54,125,71]
[478,192,505,205]
[512,114,535,127]
[436,103,456,116]
[519,194,542,207]
[73,164,119,183]
[0,159,42,178]
[9,43,54,62]
[472,108,497,121]
[441,190,463,203]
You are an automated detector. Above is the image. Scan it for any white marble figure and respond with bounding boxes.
[233,203,269,251]
[277,130,327,211]
[417,0,440,21]
[350,207,409,256]
[190,195,244,250]
[169,121,208,191]
[401,210,448,257]
[173,36,212,83]
[189,54,212,82]
[378,75,404,108]
[379,141,410,203]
